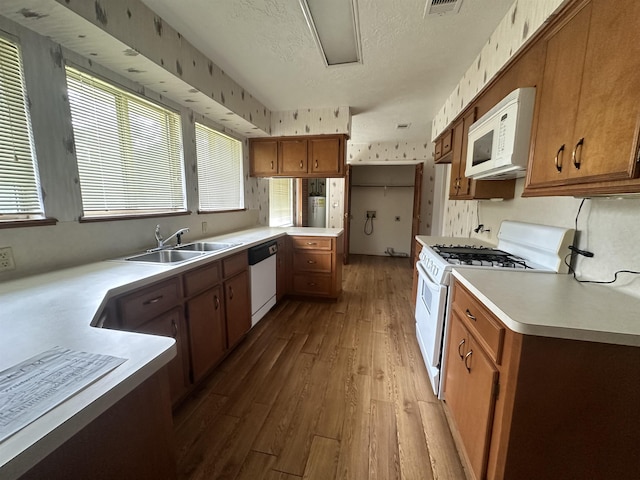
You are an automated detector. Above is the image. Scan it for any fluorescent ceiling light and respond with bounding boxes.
[299,0,362,66]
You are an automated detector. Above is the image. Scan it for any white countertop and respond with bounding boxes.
[452,269,640,347]
[0,226,343,478]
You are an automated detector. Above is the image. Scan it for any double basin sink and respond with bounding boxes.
[125,242,241,264]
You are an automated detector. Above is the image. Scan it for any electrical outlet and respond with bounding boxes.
[366,210,376,218]
[202,221,208,233]
[0,247,16,272]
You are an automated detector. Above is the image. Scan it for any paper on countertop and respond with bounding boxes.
[0,346,126,443]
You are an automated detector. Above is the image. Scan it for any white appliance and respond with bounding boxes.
[414,221,575,398]
[248,240,278,327]
[466,87,536,180]
[308,196,326,227]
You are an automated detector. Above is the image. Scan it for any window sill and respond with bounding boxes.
[79,211,191,223]
[197,208,247,215]
[0,217,58,229]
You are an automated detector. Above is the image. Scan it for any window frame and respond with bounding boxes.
[194,121,245,214]
[65,65,187,221]
[269,177,294,227]
[0,33,49,227]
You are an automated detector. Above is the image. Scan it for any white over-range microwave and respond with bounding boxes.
[465,87,536,180]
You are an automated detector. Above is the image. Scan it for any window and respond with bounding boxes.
[195,122,244,211]
[269,178,293,227]
[65,67,185,217]
[0,36,42,219]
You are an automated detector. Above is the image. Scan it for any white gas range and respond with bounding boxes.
[414,221,575,398]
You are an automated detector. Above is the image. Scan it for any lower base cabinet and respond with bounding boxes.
[288,234,343,299]
[224,269,251,347]
[443,280,640,480]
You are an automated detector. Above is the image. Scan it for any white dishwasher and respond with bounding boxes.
[248,240,278,327]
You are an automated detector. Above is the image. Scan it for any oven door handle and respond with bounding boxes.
[417,262,439,290]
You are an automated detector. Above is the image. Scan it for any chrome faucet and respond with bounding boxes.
[151,225,189,251]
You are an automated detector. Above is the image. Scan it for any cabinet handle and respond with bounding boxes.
[299,160,304,169]
[464,351,473,372]
[308,282,317,286]
[306,242,317,245]
[465,309,476,321]
[307,260,316,264]
[554,144,565,172]
[171,319,178,338]
[457,339,466,359]
[572,138,584,169]
[228,286,234,300]
[214,295,220,310]
[270,160,274,170]
[143,295,163,305]
[315,159,318,169]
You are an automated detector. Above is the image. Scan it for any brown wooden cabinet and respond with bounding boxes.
[110,277,189,406]
[524,0,640,196]
[276,236,287,302]
[434,128,453,164]
[249,139,278,176]
[411,239,422,308]
[289,234,343,299]
[222,252,251,347]
[249,134,346,178]
[443,279,640,480]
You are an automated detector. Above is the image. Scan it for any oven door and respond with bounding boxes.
[414,261,448,395]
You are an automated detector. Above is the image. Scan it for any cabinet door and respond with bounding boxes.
[136,308,190,405]
[456,109,477,198]
[309,136,343,175]
[444,313,498,480]
[527,3,591,187]
[279,138,308,175]
[570,0,640,182]
[225,270,251,347]
[186,286,226,382]
[250,139,278,177]
[448,117,465,199]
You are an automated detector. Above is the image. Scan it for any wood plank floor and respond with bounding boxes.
[173,255,466,480]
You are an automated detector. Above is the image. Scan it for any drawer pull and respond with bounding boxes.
[554,144,565,172]
[572,137,584,169]
[457,339,466,359]
[465,309,476,321]
[464,351,473,372]
[308,282,317,286]
[171,319,178,338]
[306,242,317,246]
[143,295,163,305]
[307,260,316,264]
[214,295,220,310]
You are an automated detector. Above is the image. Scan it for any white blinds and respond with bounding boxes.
[269,178,293,227]
[0,36,41,217]
[195,122,244,211]
[66,67,185,216]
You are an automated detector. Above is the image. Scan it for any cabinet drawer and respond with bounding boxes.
[293,251,332,273]
[183,260,221,297]
[290,236,332,251]
[118,278,180,330]
[292,274,332,296]
[223,251,248,278]
[453,284,505,364]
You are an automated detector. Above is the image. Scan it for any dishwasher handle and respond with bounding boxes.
[248,240,278,265]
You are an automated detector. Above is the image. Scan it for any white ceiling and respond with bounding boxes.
[140,0,515,144]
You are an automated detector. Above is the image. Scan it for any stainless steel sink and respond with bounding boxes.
[125,250,203,264]
[173,242,240,252]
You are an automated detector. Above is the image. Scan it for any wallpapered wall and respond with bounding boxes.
[431,0,564,139]
[435,1,640,298]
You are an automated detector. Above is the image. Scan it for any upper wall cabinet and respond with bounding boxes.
[249,134,347,178]
[524,0,640,196]
[434,128,453,164]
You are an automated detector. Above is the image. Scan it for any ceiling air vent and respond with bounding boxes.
[424,0,463,16]
[396,123,411,130]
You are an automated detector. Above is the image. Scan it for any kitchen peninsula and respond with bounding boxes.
[0,226,342,480]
